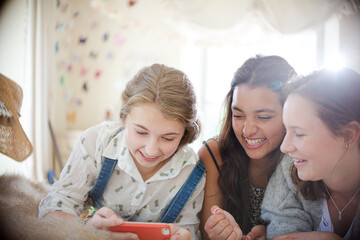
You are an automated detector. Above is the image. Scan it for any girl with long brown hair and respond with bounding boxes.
[199,55,296,239]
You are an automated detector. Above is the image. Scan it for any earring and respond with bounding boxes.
[346,143,349,149]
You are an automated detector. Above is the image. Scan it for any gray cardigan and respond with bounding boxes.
[261,155,360,239]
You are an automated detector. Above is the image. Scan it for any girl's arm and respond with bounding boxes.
[198,139,224,240]
[39,131,97,218]
[39,124,109,218]
[44,207,140,240]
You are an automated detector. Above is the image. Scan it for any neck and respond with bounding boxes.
[326,185,360,200]
[323,147,360,193]
[249,152,280,188]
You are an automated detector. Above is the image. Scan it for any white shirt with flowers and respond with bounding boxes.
[39,122,205,239]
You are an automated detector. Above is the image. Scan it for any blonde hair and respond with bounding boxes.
[120,63,200,147]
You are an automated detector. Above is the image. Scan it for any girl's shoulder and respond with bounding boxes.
[164,145,199,178]
[198,137,220,156]
[174,144,198,163]
[198,136,222,173]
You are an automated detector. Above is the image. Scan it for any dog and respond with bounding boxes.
[0,174,110,240]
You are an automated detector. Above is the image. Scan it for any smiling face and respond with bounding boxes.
[124,103,185,180]
[231,84,285,161]
[281,94,346,182]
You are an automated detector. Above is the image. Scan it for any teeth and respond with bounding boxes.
[293,158,304,163]
[141,151,157,159]
[245,138,266,146]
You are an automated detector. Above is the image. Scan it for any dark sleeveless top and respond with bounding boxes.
[203,138,266,228]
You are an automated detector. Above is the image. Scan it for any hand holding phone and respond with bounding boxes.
[108,222,171,240]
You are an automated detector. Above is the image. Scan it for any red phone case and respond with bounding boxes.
[108,222,171,240]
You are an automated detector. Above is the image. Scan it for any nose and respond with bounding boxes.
[242,119,257,137]
[144,137,159,157]
[280,133,295,153]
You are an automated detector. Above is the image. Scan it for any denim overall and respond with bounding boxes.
[88,157,206,223]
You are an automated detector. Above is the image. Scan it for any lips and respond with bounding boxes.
[291,156,307,167]
[243,137,267,149]
[139,150,160,162]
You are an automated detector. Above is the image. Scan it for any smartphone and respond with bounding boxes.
[108,222,171,240]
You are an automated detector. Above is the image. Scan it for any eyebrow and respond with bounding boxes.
[232,106,277,114]
[134,124,181,135]
[287,126,307,131]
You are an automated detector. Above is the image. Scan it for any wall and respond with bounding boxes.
[51,0,193,173]
[53,0,185,132]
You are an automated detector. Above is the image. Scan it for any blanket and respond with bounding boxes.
[0,174,110,240]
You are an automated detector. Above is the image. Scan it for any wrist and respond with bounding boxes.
[77,206,96,225]
[77,214,91,225]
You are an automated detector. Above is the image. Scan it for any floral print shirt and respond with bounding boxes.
[249,186,266,228]
[39,122,205,239]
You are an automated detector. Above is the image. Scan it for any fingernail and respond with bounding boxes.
[213,207,220,214]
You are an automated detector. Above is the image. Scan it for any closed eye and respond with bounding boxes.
[163,137,174,141]
[258,116,272,120]
[136,131,147,135]
[293,131,305,137]
[233,114,245,119]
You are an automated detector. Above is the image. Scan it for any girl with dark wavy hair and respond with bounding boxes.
[199,55,296,239]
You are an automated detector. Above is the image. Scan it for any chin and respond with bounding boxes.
[246,152,266,160]
[297,173,315,182]
[245,148,274,160]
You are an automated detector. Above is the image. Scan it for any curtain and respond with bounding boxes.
[90,0,349,33]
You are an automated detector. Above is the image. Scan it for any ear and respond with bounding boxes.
[343,121,360,148]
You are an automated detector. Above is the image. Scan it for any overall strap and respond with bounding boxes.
[160,159,206,223]
[88,157,118,208]
[87,127,124,208]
